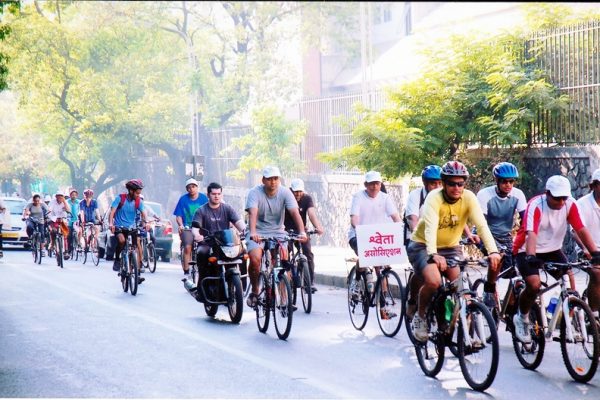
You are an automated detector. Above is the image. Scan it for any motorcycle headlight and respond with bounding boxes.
[222,245,241,259]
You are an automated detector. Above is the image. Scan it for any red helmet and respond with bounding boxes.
[441,161,469,179]
[125,179,144,190]
[83,188,94,196]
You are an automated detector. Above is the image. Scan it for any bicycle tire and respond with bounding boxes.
[36,233,43,264]
[31,233,38,263]
[415,305,445,377]
[148,242,157,273]
[299,259,312,314]
[458,300,499,392]
[120,257,129,293]
[404,272,419,345]
[347,266,369,330]
[256,271,271,333]
[273,272,293,340]
[511,302,545,370]
[129,250,139,296]
[560,296,600,383]
[471,278,500,330]
[376,269,405,338]
[204,303,218,317]
[56,235,64,268]
[228,274,244,324]
[90,235,99,266]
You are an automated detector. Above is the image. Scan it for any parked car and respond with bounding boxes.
[97,200,173,262]
[0,197,28,248]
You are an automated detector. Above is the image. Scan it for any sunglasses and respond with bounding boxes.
[445,181,465,188]
[499,179,515,184]
[549,194,568,202]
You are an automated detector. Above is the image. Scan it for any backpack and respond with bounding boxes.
[403,188,425,246]
[117,193,141,210]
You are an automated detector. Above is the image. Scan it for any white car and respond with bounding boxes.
[1,197,28,248]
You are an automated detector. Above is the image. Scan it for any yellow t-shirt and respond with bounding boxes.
[411,188,498,256]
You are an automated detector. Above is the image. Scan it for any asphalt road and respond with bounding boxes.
[1,249,600,399]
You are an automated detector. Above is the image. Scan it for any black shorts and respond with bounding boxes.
[515,250,567,279]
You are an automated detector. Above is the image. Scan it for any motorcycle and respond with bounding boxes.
[183,223,248,324]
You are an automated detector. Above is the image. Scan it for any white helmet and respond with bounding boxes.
[185,178,199,188]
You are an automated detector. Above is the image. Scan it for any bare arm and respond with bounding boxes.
[234,219,246,233]
[248,207,259,242]
[108,207,116,233]
[574,227,599,254]
[407,215,419,231]
[306,207,324,234]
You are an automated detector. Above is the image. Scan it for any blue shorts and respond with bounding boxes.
[407,241,463,275]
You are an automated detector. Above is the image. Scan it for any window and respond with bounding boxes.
[373,4,382,25]
[403,2,412,36]
[383,3,392,23]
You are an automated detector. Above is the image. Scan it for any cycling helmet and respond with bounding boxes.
[185,178,199,188]
[492,162,519,179]
[83,188,93,196]
[125,179,144,190]
[421,165,442,181]
[441,161,469,179]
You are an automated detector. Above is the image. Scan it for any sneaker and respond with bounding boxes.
[513,313,532,344]
[311,286,318,294]
[483,292,496,309]
[137,276,145,284]
[380,307,397,320]
[41,250,46,257]
[412,314,429,342]
[112,260,120,271]
[63,252,70,260]
[406,301,417,319]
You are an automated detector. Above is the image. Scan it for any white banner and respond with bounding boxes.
[356,222,404,267]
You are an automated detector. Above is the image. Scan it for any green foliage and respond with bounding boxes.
[223,106,307,180]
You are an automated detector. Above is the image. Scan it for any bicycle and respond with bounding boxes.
[346,259,405,338]
[508,259,599,383]
[140,224,157,273]
[412,256,499,392]
[115,227,140,296]
[49,217,68,268]
[81,222,100,266]
[287,229,317,314]
[27,217,46,264]
[252,236,294,340]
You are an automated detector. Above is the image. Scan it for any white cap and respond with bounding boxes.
[290,178,305,191]
[592,168,600,182]
[185,178,199,188]
[55,191,65,197]
[262,166,281,178]
[44,195,52,202]
[546,175,571,197]
[364,170,382,183]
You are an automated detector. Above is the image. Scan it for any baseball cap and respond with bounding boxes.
[185,178,199,188]
[546,175,571,198]
[262,166,281,178]
[364,170,382,183]
[55,191,65,197]
[290,178,305,192]
[592,168,600,183]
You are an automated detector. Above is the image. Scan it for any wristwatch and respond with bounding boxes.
[427,253,438,264]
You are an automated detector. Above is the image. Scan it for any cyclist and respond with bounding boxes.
[476,162,527,309]
[173,178,208,278]
[66,188,81,258]
[284,178,324,293]
[0,197,6,258]
[78,189,101,251]
[191,182,246,291]
[512,175,600,343]
[22,194,50,254]
[47,191,72,258]
[408,161,502,342]
[245,166,306,308]
[135,194,158,272]
[108,179,151,285]
[404,165,442,318]
[348,170,402,320]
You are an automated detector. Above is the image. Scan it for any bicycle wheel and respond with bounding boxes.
[471,278,500,330]
[512,302,545,370]
[120,257,129,293]
[404,272,419,345]
[56,235,64,268]
[31,234,38,263]
[415,307,445,377]
[228,274,244,324]
[204,303,218,317]
[376,269,405,338]
[560,296,600,383]
[90,236,100,266]
[36,233,43,264]
[298,259,312,314]
[129,250,139,296]
[347,266,369,330]
[147,242,157,273]
[458,300,499,392]
[256,271,270,333]
[273,271,293,340]
[141,241,149,269]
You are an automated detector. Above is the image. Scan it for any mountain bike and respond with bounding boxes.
[82,222,100,266]
[252,236,293,340]
[116,227,140,296]
[140,225,157,273]
[347,259,405,338]
[50,218,68,268]
[27,218,46,264]
[288,230,316,314]
[413,256,499,392]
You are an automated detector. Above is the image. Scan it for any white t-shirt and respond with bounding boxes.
[576,193,600,248]
[404,187,427,218]
[48,199,69,222]
[348,190,399,240]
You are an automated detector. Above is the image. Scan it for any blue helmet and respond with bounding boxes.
[421,165,442,181]
[493,162,519,179]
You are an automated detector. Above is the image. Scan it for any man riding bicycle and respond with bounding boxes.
[513,175,600,343]
[47,191,72,258]
[22,194,50,254]
[108,179,151,285]
[348,170,402,320]
[66,188,81,258]
[79,188,101,249]
[476,162,527,309]
[245,166,306,308]
[173,178,208,279]
[407,161,502,342]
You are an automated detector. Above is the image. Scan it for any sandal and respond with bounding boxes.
[246,293,258,308]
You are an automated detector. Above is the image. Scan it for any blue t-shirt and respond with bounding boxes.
[79,199,98,223]
[173,193,208,227]
[67,198,80,226]
[111,195,145,229]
